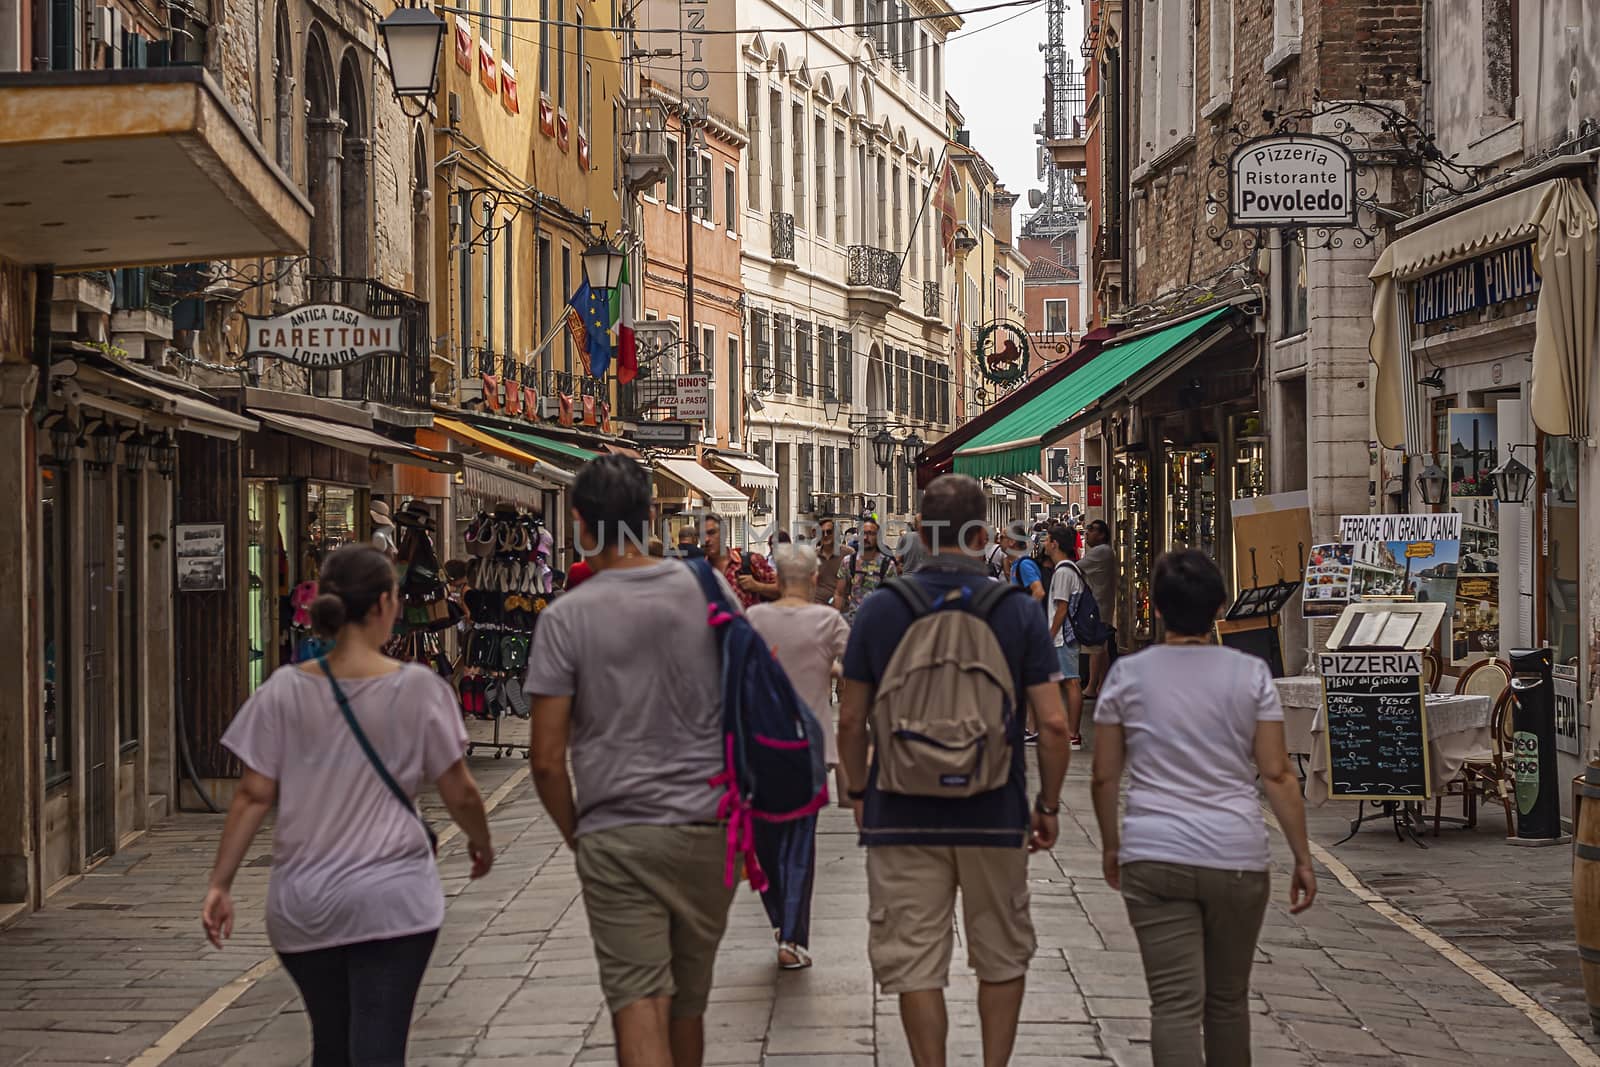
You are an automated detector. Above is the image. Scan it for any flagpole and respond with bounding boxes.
[527,300,576,376]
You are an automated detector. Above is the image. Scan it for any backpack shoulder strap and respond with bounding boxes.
[686,558,732,611]
[968,579,1025,621]
[883,575,935,618]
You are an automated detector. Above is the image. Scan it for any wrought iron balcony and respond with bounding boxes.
[923,281,941,319]
[617,375,676,421]
[847,245,901,294]
[541,368,607,399]
[771,211,796,263]
[304,275,431,409]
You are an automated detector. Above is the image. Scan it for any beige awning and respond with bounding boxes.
[253,409,462,473]
[655,457,748,509]
[709,454,780,490]
[1020,472,1064,503]
[72,362,258,439]
[1370,177,1598,447]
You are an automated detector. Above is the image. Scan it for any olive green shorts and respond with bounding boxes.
[575,823,736,1018]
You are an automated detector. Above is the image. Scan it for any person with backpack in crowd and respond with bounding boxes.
[834,517,900,621]
[201,544,494,1067]
[747,543,852,970]
[1006,530,1047,605]
[525,456,740,1067]
[1078,519,1120,698]
[838,474,1072,1067]
[1043,526,1089,752]
[1092,550,1315,1066]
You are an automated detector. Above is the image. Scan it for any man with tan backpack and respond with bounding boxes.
[838,474,1073,1067]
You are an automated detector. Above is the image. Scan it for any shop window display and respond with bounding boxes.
[1115,450,1152,641]
[1166,446,1219,559]
[117,471,140,749]
[245,482,270,692]
[1234,414,1267,499]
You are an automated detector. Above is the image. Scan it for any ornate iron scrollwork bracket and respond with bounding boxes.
[1202,92,1488,258]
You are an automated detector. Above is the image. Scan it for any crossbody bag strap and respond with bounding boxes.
[315,655,437,852]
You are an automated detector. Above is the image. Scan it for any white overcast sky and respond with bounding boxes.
[946,0,1081,202]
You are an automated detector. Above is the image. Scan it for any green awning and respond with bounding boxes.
[953,308,1232,479]
[470,422,601,463]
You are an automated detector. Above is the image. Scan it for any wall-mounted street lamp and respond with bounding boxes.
[45,415,82,464]
[1491,444,1536,505]
[582,239,627,291]
[120,428,149,472]
[1414,454,1448,507]
[380,2,447,116]
[822,387,841,423]
[901,432,924,468]
[871,428,897,472]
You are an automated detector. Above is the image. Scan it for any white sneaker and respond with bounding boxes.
[1069,735,1084,751]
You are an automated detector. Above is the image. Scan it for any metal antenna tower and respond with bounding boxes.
[1022,0,1083,239]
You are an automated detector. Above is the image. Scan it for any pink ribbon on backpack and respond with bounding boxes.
[709,732,769,892]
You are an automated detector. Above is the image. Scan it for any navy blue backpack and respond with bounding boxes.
[687,560,829,892]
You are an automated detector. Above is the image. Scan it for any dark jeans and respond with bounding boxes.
[754,814,817,948]
[278,929,438,1066]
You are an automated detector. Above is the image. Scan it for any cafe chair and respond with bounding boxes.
[1421,649,1443,693]
[1454,657,1512,700]
[1434,683,1517,837]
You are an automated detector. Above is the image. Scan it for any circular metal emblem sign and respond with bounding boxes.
[976,321,1030,386]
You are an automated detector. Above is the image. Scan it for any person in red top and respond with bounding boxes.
[564,559,594,591]
[703,512,777,608]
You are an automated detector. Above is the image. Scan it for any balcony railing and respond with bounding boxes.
[771,211,795,262]
[541,368,607,399]
[617,375,676,421]
[305,275,431,409]
[848,245,901,292]
[1044,60,1086,142]
[1094,223,1123,263]
[923,280,941,318]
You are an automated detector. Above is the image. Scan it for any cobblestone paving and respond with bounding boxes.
[0,729,1591,1065]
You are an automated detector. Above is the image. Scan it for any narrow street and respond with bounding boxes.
[0,742,1592,1067]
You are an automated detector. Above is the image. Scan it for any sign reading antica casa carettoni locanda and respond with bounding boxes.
[243,303,403,369]
[1228,134,1357,228]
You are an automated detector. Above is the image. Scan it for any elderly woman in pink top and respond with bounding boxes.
[201,544,495,1065]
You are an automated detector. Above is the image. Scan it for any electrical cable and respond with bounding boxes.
[437,0,1042,37]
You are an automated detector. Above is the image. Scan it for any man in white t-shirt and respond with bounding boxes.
[1044,526,1086,751]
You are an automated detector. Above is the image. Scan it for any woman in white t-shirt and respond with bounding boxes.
[1090,549,1315,1066]
[200,545,495,1065]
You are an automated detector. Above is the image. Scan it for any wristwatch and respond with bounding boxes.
[1034,795,1060,816]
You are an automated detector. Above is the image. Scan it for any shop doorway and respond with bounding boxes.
[776,444,792,535]
[83,466,115,861]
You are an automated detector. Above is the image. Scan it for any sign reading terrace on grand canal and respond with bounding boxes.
[244,303,403,369]
[1228,134,1357,227]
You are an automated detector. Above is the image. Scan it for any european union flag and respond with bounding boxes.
[568,280,615,379]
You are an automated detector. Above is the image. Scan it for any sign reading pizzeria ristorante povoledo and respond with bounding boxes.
[244,303,403,369]
[1228,134,1358,228]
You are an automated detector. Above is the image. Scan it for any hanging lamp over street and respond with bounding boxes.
[1414,455,1448,507]
[582,239,627,291]
[380,3,446,104]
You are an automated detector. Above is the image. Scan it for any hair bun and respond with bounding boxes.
[308,592,348,636]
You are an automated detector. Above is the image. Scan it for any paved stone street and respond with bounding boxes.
[0,731,1593,1066]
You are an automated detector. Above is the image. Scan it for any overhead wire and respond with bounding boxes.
[435,0,1041,37]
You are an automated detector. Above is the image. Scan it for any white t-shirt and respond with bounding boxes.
[1047,562,1084,648]
[1092,645,1284,872]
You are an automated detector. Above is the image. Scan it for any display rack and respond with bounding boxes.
[1115,450,1152,640]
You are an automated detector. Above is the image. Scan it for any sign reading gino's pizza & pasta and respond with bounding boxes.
[244,303,403,369]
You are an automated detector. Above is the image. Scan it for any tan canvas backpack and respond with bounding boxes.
[870,578,1022,798]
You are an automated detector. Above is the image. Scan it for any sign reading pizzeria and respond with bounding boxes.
[1228,134,1357,228]
[244,303,403,369]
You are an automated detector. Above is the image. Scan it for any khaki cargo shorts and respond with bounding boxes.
[865,843,1036,994]
[575,823,736,1018]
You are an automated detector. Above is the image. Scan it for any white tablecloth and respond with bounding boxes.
[1274,676,1323,756]
[1302,693,1493,806]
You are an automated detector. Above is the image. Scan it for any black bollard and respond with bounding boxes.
[1510,647,1562,840]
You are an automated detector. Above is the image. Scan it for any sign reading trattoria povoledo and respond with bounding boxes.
[1229,134,1357,228]
[244,303,404,369]
[1319,651,1430,801]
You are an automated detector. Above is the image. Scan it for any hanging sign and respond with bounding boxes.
[244,303,403,369]
[669,374,710,421]
[1228,134,1357,227]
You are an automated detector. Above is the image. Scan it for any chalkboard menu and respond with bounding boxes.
[1319,652,1431,800]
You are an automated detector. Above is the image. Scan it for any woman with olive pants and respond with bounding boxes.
[1090,550,1317,1066]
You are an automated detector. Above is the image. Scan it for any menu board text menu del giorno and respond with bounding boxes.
[1319,652,1430,800]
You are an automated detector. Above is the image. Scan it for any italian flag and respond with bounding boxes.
[609,258,638,384]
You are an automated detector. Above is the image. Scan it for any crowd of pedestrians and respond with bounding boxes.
[201,452,1318,1067]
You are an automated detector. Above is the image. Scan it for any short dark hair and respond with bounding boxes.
[444,559,469,581]
[572,455,652,549]
[703,511,725,532]
[1047,525,1076,559]
[920,474,986,551]
[1087,519,1110,539]
[1152,549,1227,636]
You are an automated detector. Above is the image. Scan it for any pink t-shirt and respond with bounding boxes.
[221,663,468,953]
